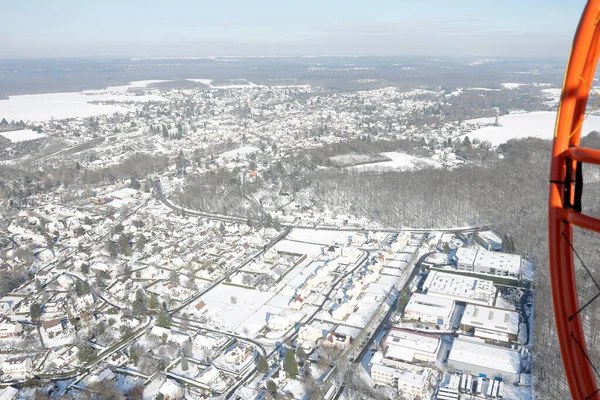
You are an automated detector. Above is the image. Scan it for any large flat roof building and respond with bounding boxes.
[403,293,456,326]
[447,336,521,383]
[382,328,442,364]
[454,247,521,278]
[460,304,519,343]
[473,250,521,278]
[422,270,495,306]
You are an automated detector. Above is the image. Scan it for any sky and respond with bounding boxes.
[0,0,589,58]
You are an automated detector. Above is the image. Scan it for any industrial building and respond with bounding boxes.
[403,292,456,326]
[460,304,519,343]
[454,247,521,278]
[455,247,478,272]
[475,231,503,251]
[473,250,521,278]
[447,336,521,383]
[422,270,496,306]
[382,328,442,364]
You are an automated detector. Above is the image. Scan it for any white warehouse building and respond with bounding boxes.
[460,304,520,343]
[447,336,521,383]
[475,231,503,251]
[454,247,521,278]
[422,270,496,306]
[473,250,521,278]
[382,328,442,364]
[403,292,456,326]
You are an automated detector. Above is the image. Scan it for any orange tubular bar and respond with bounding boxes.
[549,1,600,399]
[563,146,600,164]
[563,209,600,234]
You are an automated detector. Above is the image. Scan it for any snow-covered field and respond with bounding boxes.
[286,229,345,245]
[468,59,501,66]
[467,87,500,91]
[0,92,128,122]
[349,152,440,172]
[541,87,561,106]
[187,78,213,86]
[274,240,323,256]
[463,111,600,146]
[199,282,311,338]
[0,128,46,142]
[447,88,463,97]
[219,146,259,159]
[330,153,387,166]
[0,80,168,123]
[501,83,528,89]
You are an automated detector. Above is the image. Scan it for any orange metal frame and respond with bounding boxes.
[550,1,600,399]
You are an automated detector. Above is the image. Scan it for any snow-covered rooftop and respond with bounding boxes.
[404,292,455,319]
[461,304,519,336]
[455,247,478,265]
[384,328,441,355]
[423,270,495,305]
[371,362,430,386]
[474,249,521,275]
[448,335,520,375]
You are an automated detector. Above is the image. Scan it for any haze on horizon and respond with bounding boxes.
[1,0,586,59]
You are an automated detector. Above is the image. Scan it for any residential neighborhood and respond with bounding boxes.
[0,70,537,399]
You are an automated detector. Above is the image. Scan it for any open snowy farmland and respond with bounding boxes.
[0,80,168,122]
[286,228,346,246]
[0,128,46,142]
[349,151,442,172]
[462,111,600,146]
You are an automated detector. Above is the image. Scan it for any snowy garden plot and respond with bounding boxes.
[274,240,322,257]
[200,285,282,333]
[39,327,76,348]
[281,379,309,399]
[286,229,346,246]
[169,358,205,381]
[114,374,146,395]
